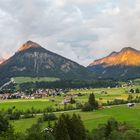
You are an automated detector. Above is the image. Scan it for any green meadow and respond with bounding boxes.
[14,77,60,84]
[0,99,56,111]
[11,104,140,132]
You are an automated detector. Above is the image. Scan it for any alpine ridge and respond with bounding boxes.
[88,47,140,80]
[89,47,140,67]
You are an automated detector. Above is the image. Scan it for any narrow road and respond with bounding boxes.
[0,78,14,90]
[22,103,136,117]
[21,109,81,117]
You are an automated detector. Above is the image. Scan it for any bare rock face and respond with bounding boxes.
[88,47,140,80]
[0,41,91,80]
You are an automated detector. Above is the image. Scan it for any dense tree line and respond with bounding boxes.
[19,80,118,90]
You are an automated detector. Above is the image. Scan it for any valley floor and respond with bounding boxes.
[1,86,140,132]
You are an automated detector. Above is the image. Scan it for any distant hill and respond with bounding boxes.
[88,47,140,80]
[0,41,91,81]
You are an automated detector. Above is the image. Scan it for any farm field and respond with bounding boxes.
[68,86,140,103]
[13,76,60,84]
[0,99,57,111]
[11,104,140,132]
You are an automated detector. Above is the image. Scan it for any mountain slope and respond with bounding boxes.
[0,56,5,64]
[88,47,140,80]
[0,41,91,80]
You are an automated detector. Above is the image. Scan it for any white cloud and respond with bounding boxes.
[0,0,140,66]
[70,0,102,5]
[102,7,120,15]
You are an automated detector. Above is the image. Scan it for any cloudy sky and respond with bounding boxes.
[0,0,140,66]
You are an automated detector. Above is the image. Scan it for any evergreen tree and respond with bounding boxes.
[0,114,9,134]
[70,114,86,140]
[91,126,106,140]
[25,123,44,140]
[54,114,70,140]
[88,93,98,110]
[89,93,96,106]
[105,118,118,138]
[54,114,87,140]
[83,93,99,111]
[0,114,17,140]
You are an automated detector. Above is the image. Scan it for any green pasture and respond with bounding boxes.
[69,86,140,103]
[0,99,58,111]
[13,77,60,84]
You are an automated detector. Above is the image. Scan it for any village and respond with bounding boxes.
[0,89,65,100]
[0,88,86,106]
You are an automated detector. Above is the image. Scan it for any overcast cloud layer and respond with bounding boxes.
[0,0,140,66]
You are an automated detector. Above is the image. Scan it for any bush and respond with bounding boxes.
[43,106,54,113]
[43,113,57,121]
[22,112,34,119]
[5,108,21,120]
[70,97,76,104]
[136,88,140,93]
[123,130,140,140]
[64,104,75,111]
[82,103,93,111]
[0,114,10,134]
[76,102,83,109]
[9,110,21,120]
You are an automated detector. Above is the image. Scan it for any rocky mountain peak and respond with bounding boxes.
[120,47,137,52]
[18,40,42,52]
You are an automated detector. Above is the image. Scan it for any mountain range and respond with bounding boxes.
[1,41,140,82]
[0,41,91,80]
[88,47,140,80]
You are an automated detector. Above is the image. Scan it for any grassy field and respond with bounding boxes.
[14,77,60,84]
[11,104,140,132]
[68,86,140,103]
[0,99,56,111]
